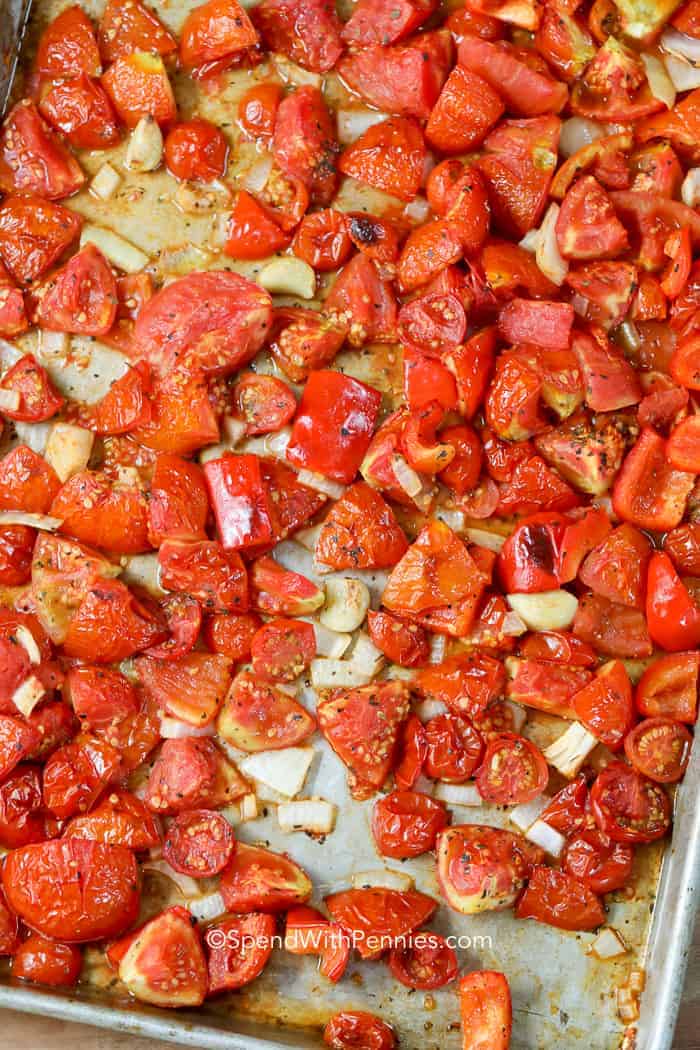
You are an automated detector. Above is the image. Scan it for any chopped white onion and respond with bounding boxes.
[536,203,568,286]
[661,27,700,63]
[642,53,676,109]
[526,818,566,857]
[502,610,529,637]
[273,540,321,584]
[559,117,604,158]
[544,722,598,777]
[121,554,166,598]
[348,631,385,677]
[221,793,259,826]
[591,927,628,960]
[38,329,70,360]
[187,892,226,922]
[510,794,549,832]
[277,798,336,835]
[682,168,700,208]
[273,53,322,87]
[519,228,541,253]
[310,621,352,659]
[295,524,323,551]
[296,469,344,498]
[44,422,94,482]
[464,527,506,552]
[311,658,372,689]
[337,108,389,145]
[403,196,431,223]
[13,421,51,455]
[435,507,466,533]
[429,633,447,665]
[0,510,61,531]
[12,675,45,717]
[241,154,273,194]
[391,453,423,499]
[351,868,414,891]
[663,52,700,91]
[384,664,417,681]
[0,388,20,412]
[14,626,41,665]
[90,162,121,201]
[159,717,216,739]
[617,986,640,1023]
[415,698,448,721]
[506,590,578,632]
[321,577,370,633]
[263,425,293,459]
[504,700,527,734]
[80,225,149,273]
[433,782,482,807]
[222,415,247,447]
[239,747,314,798]
[143,860,200,898]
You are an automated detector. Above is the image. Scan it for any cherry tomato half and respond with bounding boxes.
[624,717,693,783]
[388,931,458,990]
[476,733,549,805]
[163,809,236,877]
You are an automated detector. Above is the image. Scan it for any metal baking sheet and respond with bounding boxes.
[0,1,698,1047]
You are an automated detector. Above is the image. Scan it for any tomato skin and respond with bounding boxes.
[417,652,504,721]
[250,618,315,682]
[0,524,34,586]
[0,100,85,201]
[0,888,20,955]
[399,290,467,352]
[572,660,635,751]
[427,66,504,154]
[516,865,605,931]
[0,355,64,423]
[204,611,261,661]
[136,651,233,727]
[579,524,651,610]
[148,454,209,546]
[497,513,565,594]
[388,932,458,991]
[0,717,42,781]
[325,888,436,960]
[671,334,700,390]
[180,0,258,69]
[251,555,324,616]
[325,254,397,347]
[636,652,699,724]
[217,669,316,751]
[613,428,694,533]
[51,471,150,555]
[145,737,247,814]
[646,551,700,652]
[101,52,176,128]
[0,193,81,286]
[164,810,235,877]
[667,416,700,473]
[437,824,542,914]
[63,579,167,663]
[36,4,101,77]
[233,372,296,436]
[12,934,82,987]
[459,36,566,116]
[342,0,435,45]
[254,0,343,73]
[624,717,692,784]
[136,591,201,659]
[2,839,139,942]
[207,912,276,995]
[205,454,275,552]
[87,362,152,436]
[273,86,338,205]
[339,117,426,203]
[224,190,290,260]
[371,790,448,859]
[39,74,121,151]
[287,370,381,485]
[238,82,281,141]
[424,713,485,783]
[64,789,161,850]
[293,210,352,272]
[118,906,208,1007]
[164,119,228,183]
[42,735,121,820]
[0,766,45,848]
[541,776,589,837]
[324,1011,396,1050]
[159,539,248,615]
[316,483,407,572]
[556,175,628,261]
[98,0,177,62]
[67,665,139,729]
[476,733,549,805]
[573,592,653,660]
[518,631,597,669]
[220,842,312,913]
[367,611,428,668]
[458,971,512,1050]
[590,760,672,844]
[284,905,350,983]
[563,829,634,894]
[571,329,641,413]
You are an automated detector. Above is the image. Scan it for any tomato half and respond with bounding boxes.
[515,865,605,931]
[476,733,549,804]
[323,1011,396,1050]
[371,790,448,859]
[424,713,485,783]
[388,932,458,990]
[164,809,236,877]
[207,912,276,995]
[12,934,82,987]
[325,887,436,960]
[458,971,512,1050]
[437,824,542,914]
[624,718,692,784]
[590,761,671,844]
[636,652,699,724]
[563,828,634,894]
[220,842,312,913]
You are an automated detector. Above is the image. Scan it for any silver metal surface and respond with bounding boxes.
[0,1,698,1046]
[0,0,32,115]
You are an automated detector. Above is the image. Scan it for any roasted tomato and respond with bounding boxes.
[476,733,549,805]
[118,906,207,1007]
[39,74,121,151]
[0,100,85,200]
[624,717,692,784]
[207,912,276,995]
[36,5,101,77]
[98,0,177,62]
[163,809,235,877]
[64,789,161,850]
[388,932,458,991]
[563,829,634,894]
[458,971,512,1050]
[590,761,671,844]
[325,887,436,960]
[572,660,635,751]
[217,669,316,751]
[284,906,350,983]
[135,651,233,727]
[165,119,228,182]
[250,618,316,682]
[145,737,248,814]
[437,825,542,914]
[515,866,605,931]
[316,482,407,570]
[220,842,312,912]
[159,539,248,614]
[371,790,448,859]
[636,652,699,724]
[323,1011,396,1049]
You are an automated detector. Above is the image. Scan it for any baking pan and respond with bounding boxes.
[0,1,698,1047]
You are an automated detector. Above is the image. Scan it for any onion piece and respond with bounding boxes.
[351,868,414,891]
[559,116,604,158]
[504,700,527,734]
[429,633,447,665]
[187,892,226,922]
[121,554,166,598]
[544,721,598,777]
[159,717,215,739]
[310,621,352,659]
[435,507,466,533]
[536,203,568,286]
[0,388,20,412]
[222,415,247,447]
[0,510,62,531]
[273,54,322,87]
[591,927,628,960]
[12,676,45,717]
[221,793,259,826]
[415,698,448,721]
[277,798,336,834]
[295,524,323,552]
[239,747,314,798]
[403,196,431,223]
[392,452,423,498]
[510,794,549,832]
[433,782,482,807]
[519,228,541,253]
[337,108,389,145]
[663,52,700,91]
[348,631,384,677]
[310,658,372,689]
[264,425,292,459]
[45,422,94,482]
[464,527,506,552]
[502,610,529,637]
[143,859,200,898]
[661,27,700,63]
[526,818,566,857]
[296,469,345,498]
[14,626,41,664]
[241,154,273,194]
[13,421,51,454]
[641,53,676,109]
[682,167,700,207]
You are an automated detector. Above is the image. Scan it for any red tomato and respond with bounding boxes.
[342,0,435,45]
[258,459,327,546]
[661,227,693,299]
[12,934,82,987]
[437,824,542,914]
[316,482,408,571]
[590,760,671,844]
[394,714,427,790]
[250,555,324,616]
[30,243,116,335]
[51,471,149,554]
[180,0,258,69]
[324,1011,396,1049]
[163,809,235,877]
[476,733,549,804]
[519,631,597,669]
[371,789,448,859]
[118,906,207,1007]
[134,270,272,377]
[636,652,699,724]
[515,865,605,931]
[232,372,296,435]
[667,415,700,472]
[0,716,42,781]
[88,362,152,436]
[237,82,281,141]
[148,454,209,546]
[398,290,467,352]
[64,789,161,850]
[269,307,347,380]
[388,931,458,991]
[145,737,247,814]
[540,776,589,837]
[613,428,694,533]
[417,652,505,721]
[572,660,635,751]
[443,327,496,419]
[253,0,343,73]
[318,681,410,798]
[497,513,564,593]
[36,4,101,77]
[101,52,176,127]
[217,669,316,750]
[272,86,338,205]
[426,66,504,154]
[325,254,397,346]
[204,454,274,550]
[0,887,20,955]
[0,100,84,200]
[0,355,63,422]
[424,713,485,783]
[293,210,352,272]
[574,591,653,659]
[207,912,276,995]
[224,190,291,260]
[67,664,139,729]
[571,329,641,412]
[165,119,228,182]
[141,594,202,661]
[63,579,167,663]
[0,765,45,848]
[556,176,628,260]
[458,971,512,1050]
[2,839,139,942]
[136,651,232,726]
[0,194,82,285]
[39,74,121,151]
[339,117,426,202]
[286,370,381,485]
[564,828,634,894]
[624,717,692,783]
[458,36,566,116]
[367,611,428,668]
[325,887,436,960]
[98,0,177,63]
[204,611,261,661]
[646,551,700,652]
[250,618,315,682]
[498,299,573,350]
[159,539,248,615]
[25,701,77,761]
[403,348,458,414]
[579,524,651,609]
[220,842,312,912]
[0,524,34,586]
[671,334,700,390]
[346,213,400,264]
[43,735,121,820]
[284,906,350,983]
[0,262,28,337]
